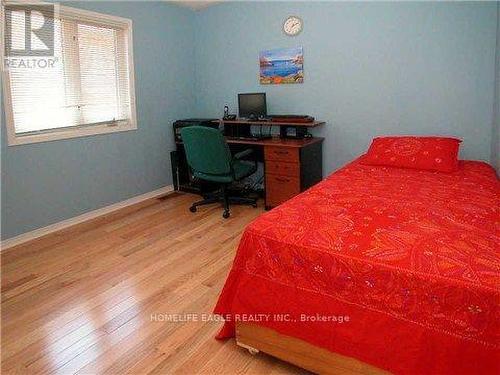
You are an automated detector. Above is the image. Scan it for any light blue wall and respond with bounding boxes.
[193,1,497,174]
[2,1,498,240]
[492,2,500,173]
[1,2,196,239]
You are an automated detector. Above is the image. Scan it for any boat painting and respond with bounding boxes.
[259,47,303,85]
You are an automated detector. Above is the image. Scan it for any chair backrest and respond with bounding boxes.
[180,126,233,176]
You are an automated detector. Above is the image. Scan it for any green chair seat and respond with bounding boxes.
[194,160,256,183]
[180,125,258,218]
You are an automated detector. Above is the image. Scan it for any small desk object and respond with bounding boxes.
[173,118,325,210]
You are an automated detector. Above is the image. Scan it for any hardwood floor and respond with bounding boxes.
[1,193,307,374]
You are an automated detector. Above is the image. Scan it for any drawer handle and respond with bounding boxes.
[274,150,289,155]
[275,177,290,183]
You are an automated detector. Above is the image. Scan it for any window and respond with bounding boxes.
[1,4,137,145]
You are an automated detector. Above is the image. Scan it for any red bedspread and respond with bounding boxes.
[214,158,500,374]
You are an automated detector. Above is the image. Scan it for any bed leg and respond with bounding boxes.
[236,341,260,356]
[248,347,260,355]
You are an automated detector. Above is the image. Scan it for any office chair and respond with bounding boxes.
[180,126,258,218]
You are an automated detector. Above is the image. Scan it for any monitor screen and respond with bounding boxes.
[238,93,267,119]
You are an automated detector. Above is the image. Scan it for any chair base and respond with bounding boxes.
[189,188,257,218]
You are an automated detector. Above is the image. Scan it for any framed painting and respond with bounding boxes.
[259,47,303,85]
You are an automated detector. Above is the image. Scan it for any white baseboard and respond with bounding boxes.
[1,185,174,251]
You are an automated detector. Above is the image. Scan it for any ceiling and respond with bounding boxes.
[172,0,223,11]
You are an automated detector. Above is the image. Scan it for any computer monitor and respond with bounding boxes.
[238,93,267,119]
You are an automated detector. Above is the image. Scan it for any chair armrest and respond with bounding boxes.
[233,148,253,160]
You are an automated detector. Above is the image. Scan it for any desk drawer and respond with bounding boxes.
[264,146,299,163]
[266,174,300,207]
[266,160,300,177]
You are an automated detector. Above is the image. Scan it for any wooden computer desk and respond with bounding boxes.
[174,119,325,210]
[225,136,323,209]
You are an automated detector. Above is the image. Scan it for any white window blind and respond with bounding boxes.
[4,6,135,140]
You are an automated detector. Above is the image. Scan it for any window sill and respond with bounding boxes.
[7,122,138,146]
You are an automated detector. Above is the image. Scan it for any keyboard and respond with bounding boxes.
[232,135,273,141]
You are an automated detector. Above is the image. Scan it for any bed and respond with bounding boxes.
[214,156,499,374]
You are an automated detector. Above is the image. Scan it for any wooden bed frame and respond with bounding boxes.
[235,322,387,375]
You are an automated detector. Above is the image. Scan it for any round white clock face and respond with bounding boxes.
[283,16,303,36]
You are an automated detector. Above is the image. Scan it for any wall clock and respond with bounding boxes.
[283,16,303,36]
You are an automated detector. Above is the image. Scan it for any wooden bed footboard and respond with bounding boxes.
[235,322,388,375]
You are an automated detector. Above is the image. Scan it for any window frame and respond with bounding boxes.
[1,4,137,146]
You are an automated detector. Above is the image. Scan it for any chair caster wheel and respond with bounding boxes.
[189,206,197,213]
[222,210,230,219]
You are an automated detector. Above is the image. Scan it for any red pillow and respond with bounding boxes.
[362,136,462,172]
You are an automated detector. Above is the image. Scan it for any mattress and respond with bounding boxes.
[214,158,499,374]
